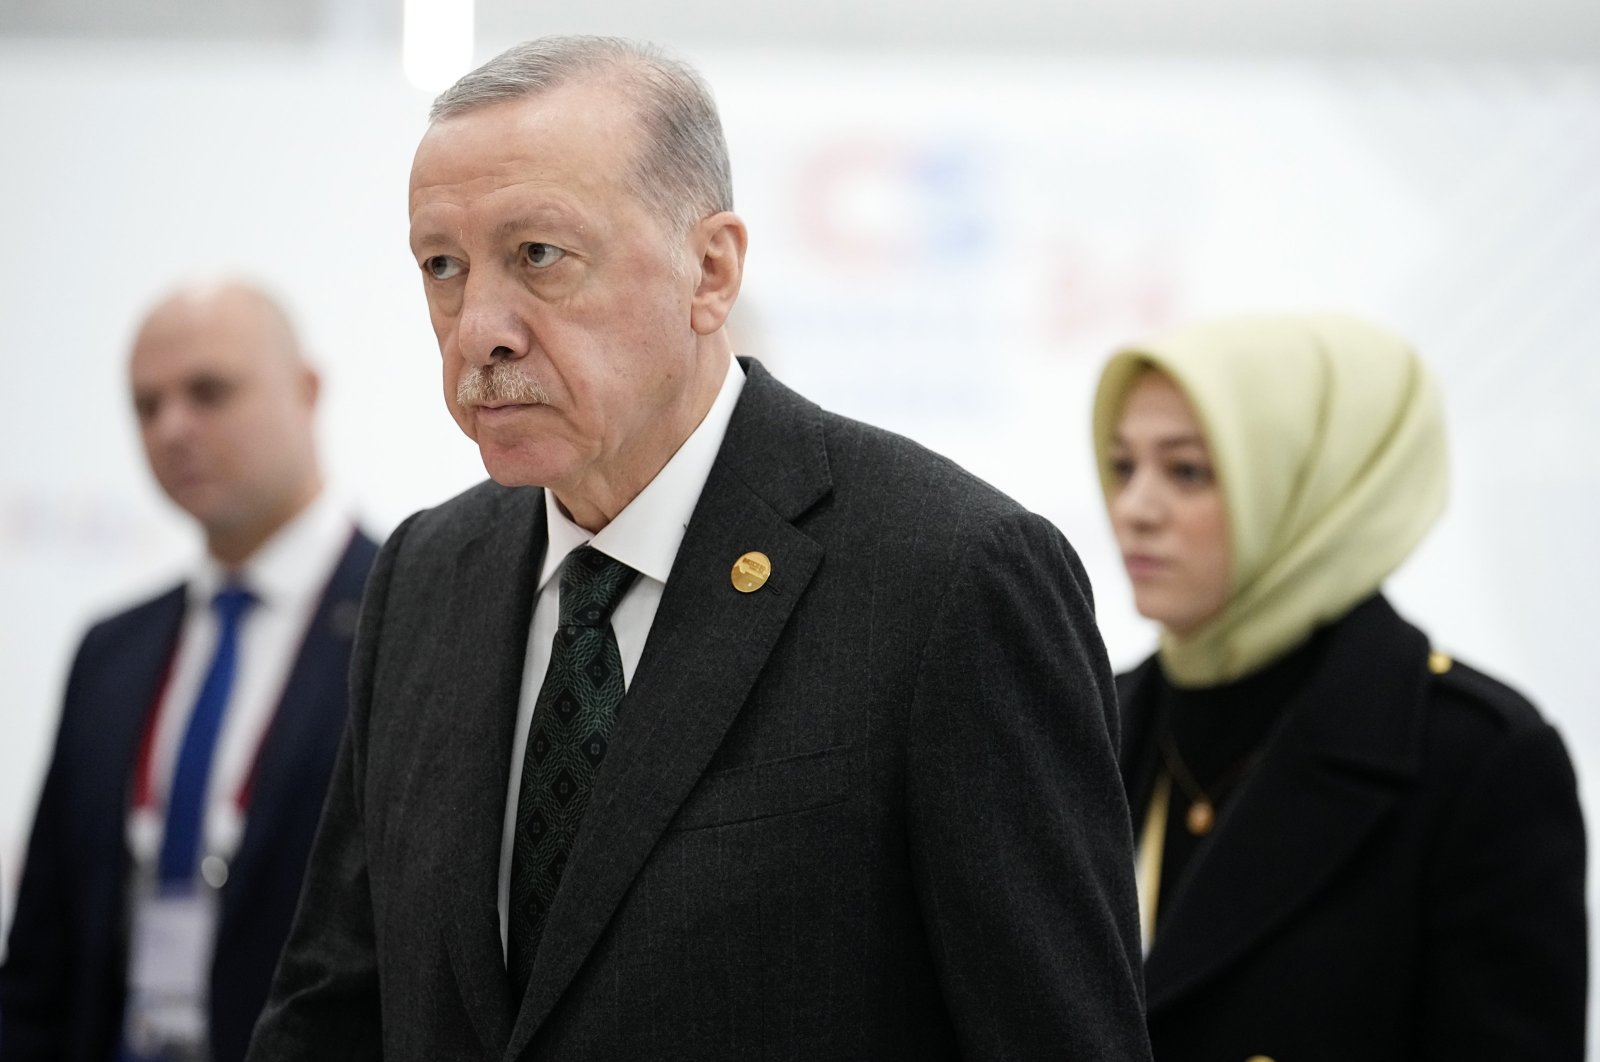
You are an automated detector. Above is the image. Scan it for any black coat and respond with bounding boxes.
[0,531,377,1062]
[1119,594,1587,1062]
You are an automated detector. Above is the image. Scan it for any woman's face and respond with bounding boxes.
[1107,370,1232,636]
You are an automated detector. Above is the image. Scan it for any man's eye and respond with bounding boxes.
[524,243,566,269]
[424,255,463,280]
[190,377,236,409]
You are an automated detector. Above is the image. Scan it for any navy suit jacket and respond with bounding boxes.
[0,530,378,1062]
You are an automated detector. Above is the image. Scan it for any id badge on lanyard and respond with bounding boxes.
[123,872,219,1062]
[124,632,269,1062]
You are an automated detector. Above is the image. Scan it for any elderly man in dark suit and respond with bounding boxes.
[0,281,377,1062]
[249,36,1150,1061]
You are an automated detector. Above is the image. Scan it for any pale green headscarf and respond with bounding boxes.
[1091,313,1449,688]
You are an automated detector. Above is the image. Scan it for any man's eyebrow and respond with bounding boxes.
[409,229,453,254]
[408,207,585,252]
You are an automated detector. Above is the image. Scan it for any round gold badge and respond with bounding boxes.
[731,551,772,593]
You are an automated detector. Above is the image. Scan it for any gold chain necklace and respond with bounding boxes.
[1157,728,1262,836]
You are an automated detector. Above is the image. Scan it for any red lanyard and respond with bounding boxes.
[132,635,272,815]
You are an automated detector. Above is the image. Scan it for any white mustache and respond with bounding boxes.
[457,362,552,407]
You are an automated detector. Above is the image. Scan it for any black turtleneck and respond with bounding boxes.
[1152,631,1325,926]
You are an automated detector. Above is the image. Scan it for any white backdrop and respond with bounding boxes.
[2,40,1597,1040]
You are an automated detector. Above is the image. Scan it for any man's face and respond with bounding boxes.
[129,292,318,549]
[408,79,710,516]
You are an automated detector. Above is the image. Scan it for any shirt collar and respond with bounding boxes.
[540,354,746,590]
[191,489,354,610]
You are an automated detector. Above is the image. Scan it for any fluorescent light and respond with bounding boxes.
[403,0,475,93]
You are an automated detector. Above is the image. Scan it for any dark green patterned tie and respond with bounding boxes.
[507,544,637,998]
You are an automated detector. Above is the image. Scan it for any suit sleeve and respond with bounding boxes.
[905,510,1152,1060]
[1418,719,1587,1060]
[246,517,414,1060]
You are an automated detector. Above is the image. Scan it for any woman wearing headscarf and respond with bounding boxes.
[1092,313,1586,1061]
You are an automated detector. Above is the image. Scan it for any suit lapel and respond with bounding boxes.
[505,361,831,1059]
[1142,597,1428,1012]
[433,491,546,1056]
[115,589,189,758]
[105,588,188,834]
[87,589,187,997]
[219,532,371,945]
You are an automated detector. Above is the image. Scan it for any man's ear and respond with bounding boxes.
[689,211,747,336]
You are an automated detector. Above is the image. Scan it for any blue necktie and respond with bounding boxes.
[156,583,255,889]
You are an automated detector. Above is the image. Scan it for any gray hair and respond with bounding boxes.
[430,36,733,238]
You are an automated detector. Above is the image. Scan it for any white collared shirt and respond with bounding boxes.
[128,489,357,870]
[497,354,747,952]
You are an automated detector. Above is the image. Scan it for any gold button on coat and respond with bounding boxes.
[1244,1056,1276,1062]
[731,551,771,593]
[1428,649,1453,674]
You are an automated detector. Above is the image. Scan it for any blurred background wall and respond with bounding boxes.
[2,0,1597,1041]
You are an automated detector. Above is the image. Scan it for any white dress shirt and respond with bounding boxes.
[497,354,746,952]
[129,489,357,874]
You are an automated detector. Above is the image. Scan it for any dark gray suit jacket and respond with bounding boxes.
[248,361,1151,1061]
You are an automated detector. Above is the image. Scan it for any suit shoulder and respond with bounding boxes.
[78,583,186,647]
[804,411,1102,624]
[1332,598,1559,763]
[818,408,1026,525]
[346,526,382,563]
[393,479,532,552]
[1426,651,1551,740]
[1413,644,1575,798]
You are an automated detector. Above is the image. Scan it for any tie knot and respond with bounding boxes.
[212,584,256,625]
[557,545,637,628]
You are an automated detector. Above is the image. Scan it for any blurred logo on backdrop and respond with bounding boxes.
[757,129,1185,431]
[1,485,171,560]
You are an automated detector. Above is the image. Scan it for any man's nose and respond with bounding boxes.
[456,274,531,366]
[145,399,195,448]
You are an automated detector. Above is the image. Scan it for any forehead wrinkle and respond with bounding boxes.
[407,197,470,251]
[495,205,586,240]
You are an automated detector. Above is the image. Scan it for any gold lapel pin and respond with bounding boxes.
[731,551,772,593]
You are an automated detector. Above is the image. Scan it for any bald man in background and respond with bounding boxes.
[0,281,377,1062]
